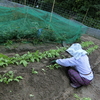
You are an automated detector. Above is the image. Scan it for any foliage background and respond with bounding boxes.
[43,0,100,20]
[11,0,100,29]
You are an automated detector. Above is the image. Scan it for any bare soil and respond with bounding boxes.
[0,34,100,100]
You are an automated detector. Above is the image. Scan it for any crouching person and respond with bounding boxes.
[52,43,93,88]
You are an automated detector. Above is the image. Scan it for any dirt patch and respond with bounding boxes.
[0,34,100,100]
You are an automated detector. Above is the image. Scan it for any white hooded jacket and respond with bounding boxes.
[66,43,87,60]
[56,43,93,80]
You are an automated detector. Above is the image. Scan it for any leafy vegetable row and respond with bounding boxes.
[0,41,99,67]
[0,47,67,67]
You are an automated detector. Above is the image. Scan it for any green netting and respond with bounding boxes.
[0,6,88,43]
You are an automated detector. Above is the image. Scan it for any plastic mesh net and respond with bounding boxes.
[0,6,88,43]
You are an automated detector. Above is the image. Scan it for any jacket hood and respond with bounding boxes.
[66,43,87,60]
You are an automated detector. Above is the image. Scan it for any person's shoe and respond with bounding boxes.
[70,83,78,88]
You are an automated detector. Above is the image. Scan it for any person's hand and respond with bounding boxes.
[51,60,56,64]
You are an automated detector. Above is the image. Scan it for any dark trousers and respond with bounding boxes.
[68,68,92,87]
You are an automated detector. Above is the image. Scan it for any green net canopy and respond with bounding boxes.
[0,6,88,43]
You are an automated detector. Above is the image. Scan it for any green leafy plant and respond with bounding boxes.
[29,94,34,97]
[0,71,23,84]
[74,94,91,100]
[4,40,13,45]
[32,50,42,62]
[32,68,38,74]
[81,41,94,48]
[0,54,14,67]
[44,47,67,58]
[4,40,13,49]
[46,64,61,69]
[86,45,99,54]
[81,41,99,54]
[42,68,45,72]
[20,60,28,67]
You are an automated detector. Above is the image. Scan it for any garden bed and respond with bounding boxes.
[0,34,100,100]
